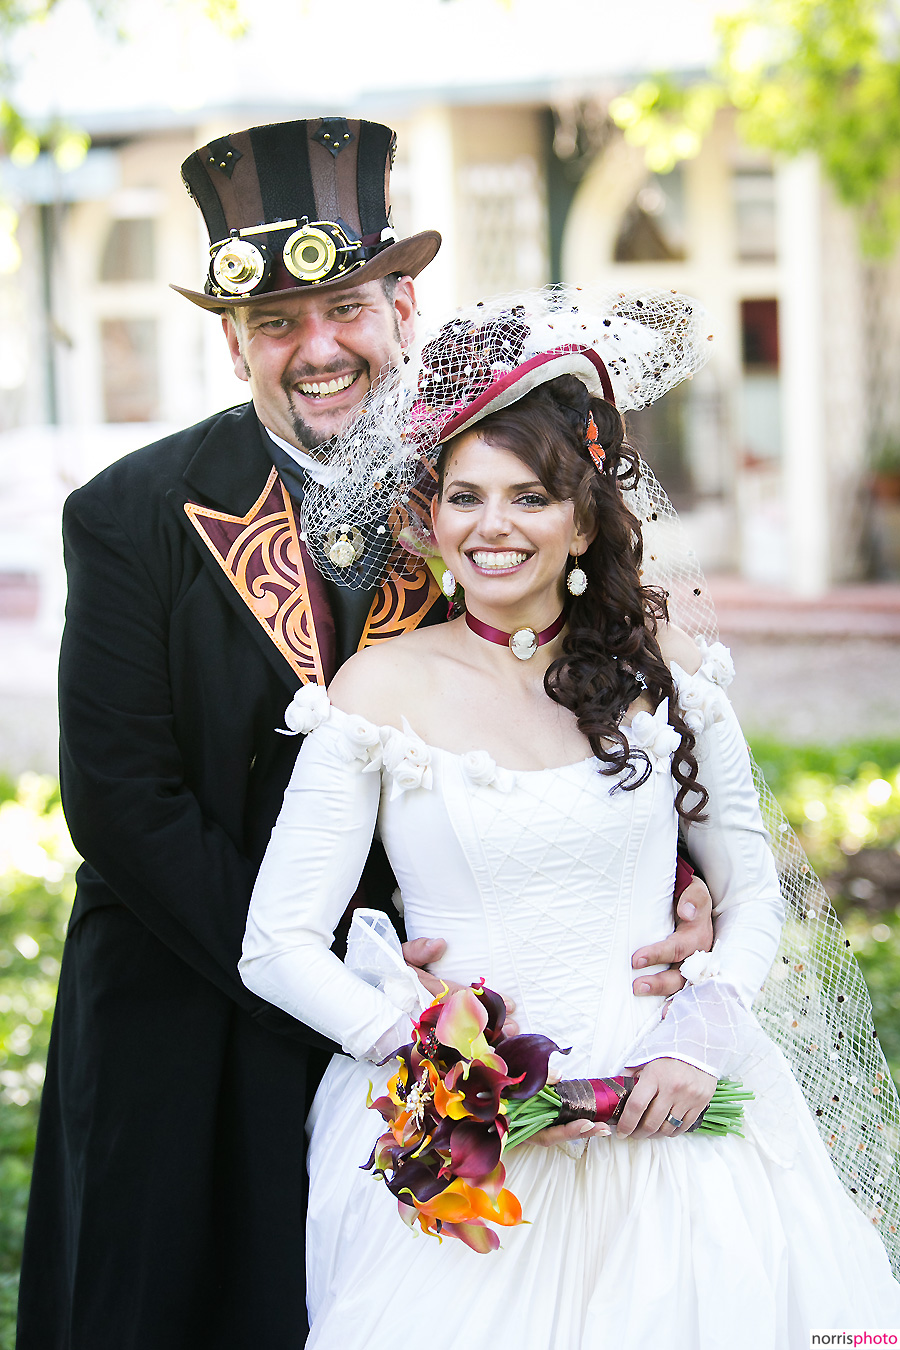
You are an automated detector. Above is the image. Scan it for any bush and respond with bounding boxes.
[0,775,78,1349]
[749,738,900,1083]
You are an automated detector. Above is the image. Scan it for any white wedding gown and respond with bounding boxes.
[241,643,900,1348]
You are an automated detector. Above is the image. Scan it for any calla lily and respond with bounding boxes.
[472,982,507,1043]
[435,987,487,1056]
[445,1118,504,1181]
[445,1058,522,1122]
[497,1034,565,1100]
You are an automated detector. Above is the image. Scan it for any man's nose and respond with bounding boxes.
[292,314,343,370]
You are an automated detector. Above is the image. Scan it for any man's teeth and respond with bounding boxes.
[471,551,529,570]
[297,372,358,398]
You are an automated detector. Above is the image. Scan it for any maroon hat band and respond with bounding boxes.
[438,347,616,445]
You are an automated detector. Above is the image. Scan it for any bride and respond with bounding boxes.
[240,292,900,1346]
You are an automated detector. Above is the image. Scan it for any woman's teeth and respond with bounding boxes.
[470,551,529,570]
[297,372,358,399]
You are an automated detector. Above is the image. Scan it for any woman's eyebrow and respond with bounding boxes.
[445,479,545,491]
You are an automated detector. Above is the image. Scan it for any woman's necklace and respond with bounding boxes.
[465,609,566,662]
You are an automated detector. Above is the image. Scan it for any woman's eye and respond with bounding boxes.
[517,493,549,507]
[447,492,480,506]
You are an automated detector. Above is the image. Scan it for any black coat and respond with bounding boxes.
[16,403,441,1350]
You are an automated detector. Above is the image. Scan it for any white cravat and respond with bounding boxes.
[264,427,340,486]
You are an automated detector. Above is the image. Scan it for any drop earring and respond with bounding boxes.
[566,557,588,596]
[441,568,457,599]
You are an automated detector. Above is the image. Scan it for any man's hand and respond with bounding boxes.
[401,936,518,1035]
[631,875,714,997]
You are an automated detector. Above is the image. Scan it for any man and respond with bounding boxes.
[17,117,710,1350]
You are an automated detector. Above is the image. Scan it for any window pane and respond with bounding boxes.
[100,318,159,421]
[614,170,686,263]
[99,218,156,282]
[733,170,776,262]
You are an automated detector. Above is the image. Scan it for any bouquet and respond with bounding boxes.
[363,981,751,1253]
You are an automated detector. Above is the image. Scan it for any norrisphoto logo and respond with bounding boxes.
[811,1334,900,1347]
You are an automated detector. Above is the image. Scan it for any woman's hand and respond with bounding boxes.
[526,1119,612,1148]
[616,1058,716,1138]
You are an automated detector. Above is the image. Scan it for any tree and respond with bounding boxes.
[0,0,246,161]
[609,0,900,255]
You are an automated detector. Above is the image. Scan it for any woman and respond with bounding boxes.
[241,290,900,1346]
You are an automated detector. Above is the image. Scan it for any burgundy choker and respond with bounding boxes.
[465,610,566,661]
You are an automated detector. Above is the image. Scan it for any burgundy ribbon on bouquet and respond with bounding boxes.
[555,1077,638,1125]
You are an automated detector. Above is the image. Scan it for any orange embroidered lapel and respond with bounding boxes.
[185,470,441,682]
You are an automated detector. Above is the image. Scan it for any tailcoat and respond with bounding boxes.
[16,402,440,1350]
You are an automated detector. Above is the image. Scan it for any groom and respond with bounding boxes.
[17,117,712,1350]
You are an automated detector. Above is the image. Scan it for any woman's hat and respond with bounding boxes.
[171,116,441,312]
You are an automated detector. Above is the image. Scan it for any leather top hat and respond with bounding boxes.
[172,117,441,312]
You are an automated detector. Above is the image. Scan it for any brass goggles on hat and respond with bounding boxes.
[208,216,386,297]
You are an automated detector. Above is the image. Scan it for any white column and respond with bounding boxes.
[777,153,830,595]
[405,105,456,323]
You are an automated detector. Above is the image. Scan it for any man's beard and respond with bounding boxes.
[281,370,364,457]
[287,405,335,455]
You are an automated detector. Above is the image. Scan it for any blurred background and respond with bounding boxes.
[0,0,899,1338]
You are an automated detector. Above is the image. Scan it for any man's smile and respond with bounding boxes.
[293,371,362,400]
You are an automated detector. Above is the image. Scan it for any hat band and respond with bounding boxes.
[207,216,393,298]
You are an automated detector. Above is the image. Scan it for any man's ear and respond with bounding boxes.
[222,313,250,383]
[393,276,417,349]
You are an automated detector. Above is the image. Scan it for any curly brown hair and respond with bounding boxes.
[438,375,708,823]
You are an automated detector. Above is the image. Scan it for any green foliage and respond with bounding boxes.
[749,737,900,876]
[0,0,246,157]
[0,774,77,1348]
[748,736,900,1083]
[610,0,900,255]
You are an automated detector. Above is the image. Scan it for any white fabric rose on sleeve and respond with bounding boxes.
[629,698,681,770]
[697,639,735,688]
[334,712,383,770]
[680,943,724,984]
[383,731,433,799]
[279,683,331,736]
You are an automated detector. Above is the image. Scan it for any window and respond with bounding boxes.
[739,298,780,461]
[458,158,547,295]
[99,218,156,282]
[614,169,686,263]
[733,170,776,262]
[100,318,159,421]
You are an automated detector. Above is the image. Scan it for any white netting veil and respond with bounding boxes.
[299,284,714,590]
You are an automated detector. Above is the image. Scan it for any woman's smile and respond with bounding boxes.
[466,548,533,575]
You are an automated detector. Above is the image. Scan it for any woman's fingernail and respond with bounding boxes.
[633,956,647,969]
[579,1121,594,1134]
[637,980,651,993]
[682,902,696,918]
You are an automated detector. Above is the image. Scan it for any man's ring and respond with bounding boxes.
[665,1113,683,1129]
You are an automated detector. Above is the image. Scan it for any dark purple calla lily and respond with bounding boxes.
[446,1059,521,1122]
[473,983,507,1043]
[386,1158,448,1204]
[497,1034,567,1100]
[445,1118,504,1182]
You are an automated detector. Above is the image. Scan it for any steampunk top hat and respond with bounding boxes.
[172,116,441,312]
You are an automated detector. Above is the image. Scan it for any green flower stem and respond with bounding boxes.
[504,1078,752,1149]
